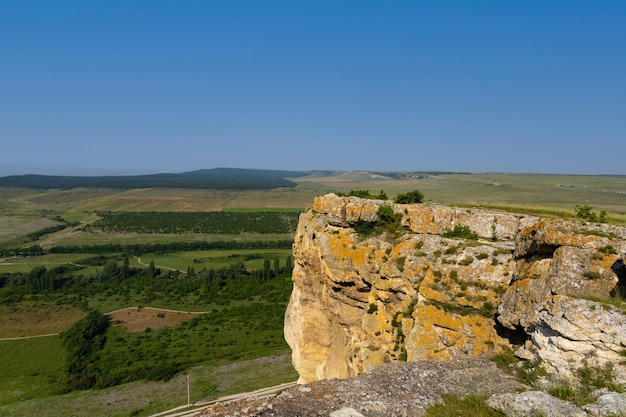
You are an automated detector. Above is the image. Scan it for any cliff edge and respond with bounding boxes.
[284,194,626,385]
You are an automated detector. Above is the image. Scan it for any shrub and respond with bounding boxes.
[394,190,424,204]
[396,256,407,272]
[338,190,388,200]
[377,204,402,229]
[599,245,618,255]
[353,204,402,237]
[444,245,458,255]
[443,225,479,240]
[353,220,377,236]
[575,205,607,223]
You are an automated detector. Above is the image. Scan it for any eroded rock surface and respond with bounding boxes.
[285,194,626,385]
[198,359,524,417]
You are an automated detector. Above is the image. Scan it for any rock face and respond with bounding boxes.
[284,194,626,384]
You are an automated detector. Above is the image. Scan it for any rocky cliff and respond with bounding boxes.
[284,194,626,386]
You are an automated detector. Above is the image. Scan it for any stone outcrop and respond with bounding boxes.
[488,391,588,417]
[284,194,626,386]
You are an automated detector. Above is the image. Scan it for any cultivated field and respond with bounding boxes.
[108,306,213,333]
[0,302,85,338]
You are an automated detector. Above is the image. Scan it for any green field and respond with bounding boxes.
[0,337,67,404]
[0,170,625,416]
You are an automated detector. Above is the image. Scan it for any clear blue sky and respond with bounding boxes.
[1,1,625,175]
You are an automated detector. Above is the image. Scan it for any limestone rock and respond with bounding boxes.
[487,391,587,417]
[584,392,626,416]
[286,195,528,382]
[329,408,366,417]
[286,194,626,386]
[497,218,626,382]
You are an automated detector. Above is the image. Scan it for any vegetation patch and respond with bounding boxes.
[353,204,403,237]
[574,204,607,223]
[393,190,424,204]
[492,345,548,386]
[443,225,479,240]
[107,307,201,333]
[425,299,495,318]
[86,211,300,234]
[599,244,618,255]
[336,189,388,200]
[548,362,624,406]
[579,295,626,314]
[425,394,505,417]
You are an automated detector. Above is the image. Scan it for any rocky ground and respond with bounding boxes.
[196,359,524,416]
[195,358,626,416]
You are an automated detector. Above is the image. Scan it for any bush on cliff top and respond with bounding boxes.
[442,225,479,240]
[338,190,388,200]
[353,204,403,237]
[394,190,424,204]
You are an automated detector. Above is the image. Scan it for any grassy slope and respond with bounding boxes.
[0,337,67,404]
[0,355,297,417]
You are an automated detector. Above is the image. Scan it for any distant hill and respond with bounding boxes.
[0,168,309,190]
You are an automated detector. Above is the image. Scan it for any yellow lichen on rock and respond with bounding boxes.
[286,194,626,384]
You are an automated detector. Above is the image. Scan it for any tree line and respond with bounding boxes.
[1,239,292,258]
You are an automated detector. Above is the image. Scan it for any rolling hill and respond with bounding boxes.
[0,168,309,190]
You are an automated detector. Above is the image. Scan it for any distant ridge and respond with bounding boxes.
[0,167,309,190]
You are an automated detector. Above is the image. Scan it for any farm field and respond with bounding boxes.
[0,169,625,416]
[0,302,85,338]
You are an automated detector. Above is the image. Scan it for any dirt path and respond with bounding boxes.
[106,306,214,315]
[0,333,59,341]
[134,255,187,274]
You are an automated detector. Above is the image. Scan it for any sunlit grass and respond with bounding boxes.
[0,337,67,405]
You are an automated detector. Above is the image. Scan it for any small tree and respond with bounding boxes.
[575,205,606,223]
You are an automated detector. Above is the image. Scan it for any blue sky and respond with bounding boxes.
[1,1,625,175]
